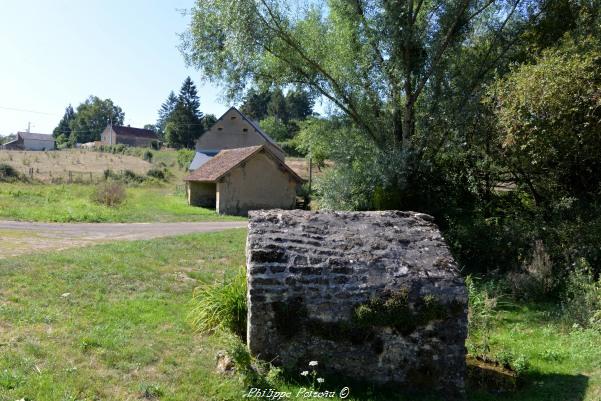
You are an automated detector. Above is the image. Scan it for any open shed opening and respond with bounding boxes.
[187,182,217,208]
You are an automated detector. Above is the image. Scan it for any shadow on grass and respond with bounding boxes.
[468,370,588,401]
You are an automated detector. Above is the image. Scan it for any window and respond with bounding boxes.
[230,116,236,120]
[217,127,223,131]
[242,128,248,132]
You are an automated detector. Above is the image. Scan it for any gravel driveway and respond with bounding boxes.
[0,220,247,258]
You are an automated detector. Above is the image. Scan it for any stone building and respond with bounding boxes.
[2,132,55,150]
[184,145,302,216]
[99,125,159,148]
[246,210,468,397]
[189,107,285,171]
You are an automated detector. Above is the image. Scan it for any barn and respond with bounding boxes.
[100,125,160,148]
[2,132,55,151]
[184,145,303,216]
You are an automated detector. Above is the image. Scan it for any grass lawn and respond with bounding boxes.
[0,231,599,400]
[0,183,243,223]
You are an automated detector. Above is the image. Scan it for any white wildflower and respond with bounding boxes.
[317,377,325,383]
[300,370,309,376]
[309,361,318,367]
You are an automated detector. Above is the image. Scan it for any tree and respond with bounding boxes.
[259,116,289,141]
[204,113,217,130]
[163,77,205,148]
[181,0,533,155]
[53,105,75,144]
[267,87,289,123]
[285,89,314,120]
[487,39,601,203]
[156,91,178,135]
[69,96,124,144]
[240,88,271,120]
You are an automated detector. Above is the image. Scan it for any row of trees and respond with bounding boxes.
[240,87,314,143]
[181,0,601,281]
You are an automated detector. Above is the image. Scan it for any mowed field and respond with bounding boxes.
[0,149,153,182]
[0,230,599,400]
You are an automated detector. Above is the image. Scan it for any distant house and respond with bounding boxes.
[184,145,303,216]
[189,107,285,170]
[2,132,55,151]
[100,125,159,148]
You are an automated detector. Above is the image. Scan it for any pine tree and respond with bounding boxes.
[53,105,75,145]
[163,77,205,148]
[156,91,178,135]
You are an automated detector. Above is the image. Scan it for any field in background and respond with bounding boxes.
[285,157,332,181]
[0,149,153,183]
[0,183,243,223]
[0,231,598,400]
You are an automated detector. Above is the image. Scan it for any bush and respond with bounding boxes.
[143,149,153,162]
[506,240,556,300]
[466,276,498,354]
[176,149,195,169]
[92,182,127,207]
[0,163,19,181]
[561,258,601,329]
[146,168,166,180]
[188,267,247,338]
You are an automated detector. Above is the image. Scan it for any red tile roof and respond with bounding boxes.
[111,125,158,139]
[184,145,303,183]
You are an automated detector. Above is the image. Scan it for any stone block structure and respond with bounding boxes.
[246,210,468,396]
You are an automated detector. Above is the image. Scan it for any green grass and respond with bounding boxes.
[0,231,599,400]
[0,230,248,401]
[0,182,244,222]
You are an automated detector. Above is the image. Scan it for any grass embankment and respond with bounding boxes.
[0,183,243,222]
[0,231,599,400]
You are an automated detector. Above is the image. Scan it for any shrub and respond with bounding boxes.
[506,240,555,300]
[146,168,166,181]
[188,267,247,338]
[561,258,601,329]
[143,149,153,162]
[0,163,19,181]
[176,149,195,169]
[92,182,127,207]
[466,276,497,354]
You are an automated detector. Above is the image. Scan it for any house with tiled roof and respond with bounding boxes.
[100,124,160,148]
[189,107,285,170]
[2,132,55,150]
[184,145,303,216]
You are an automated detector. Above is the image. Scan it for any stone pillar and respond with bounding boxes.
[246,210,468,396]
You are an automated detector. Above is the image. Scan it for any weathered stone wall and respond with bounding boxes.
[246,210,468,396]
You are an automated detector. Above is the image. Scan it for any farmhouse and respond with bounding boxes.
[100,124,159,148]
[184,145,302,216]
[189,107,285,170]
[2,132,55,151]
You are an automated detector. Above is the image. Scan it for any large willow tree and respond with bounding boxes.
[181,0,535,154]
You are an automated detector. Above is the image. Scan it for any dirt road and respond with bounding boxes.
[0,220,247,258]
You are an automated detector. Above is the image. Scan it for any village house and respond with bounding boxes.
[2,132,55,150]
[100,124,160,148]
[184,145,303,216]
[189,107,285,170]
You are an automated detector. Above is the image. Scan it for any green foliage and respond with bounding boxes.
[188,266,247,339]
[487,39,601,201]
[156,91,178,135]
[0,163,19,181]
[146,168,166,181]
[68,96,124,144]
[466,276,498,353]
[176,149,195,169]
[142,149,153,162]
[259,116,290,142]
[91,181,127,207]
[561,258,601,329]
[53,104,75,142]
[163,77,204,149]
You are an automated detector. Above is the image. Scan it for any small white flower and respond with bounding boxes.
[300,370,309,376]
[317,377,325,383]
[309,361,318,367]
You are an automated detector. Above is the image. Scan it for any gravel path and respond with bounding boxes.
[0,220,247,258]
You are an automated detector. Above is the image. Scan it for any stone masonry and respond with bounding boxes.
[246,210,468,396]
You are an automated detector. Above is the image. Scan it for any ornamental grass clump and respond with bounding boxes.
[188,266,247,338]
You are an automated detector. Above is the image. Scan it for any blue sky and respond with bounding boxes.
[0,0,227,135]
